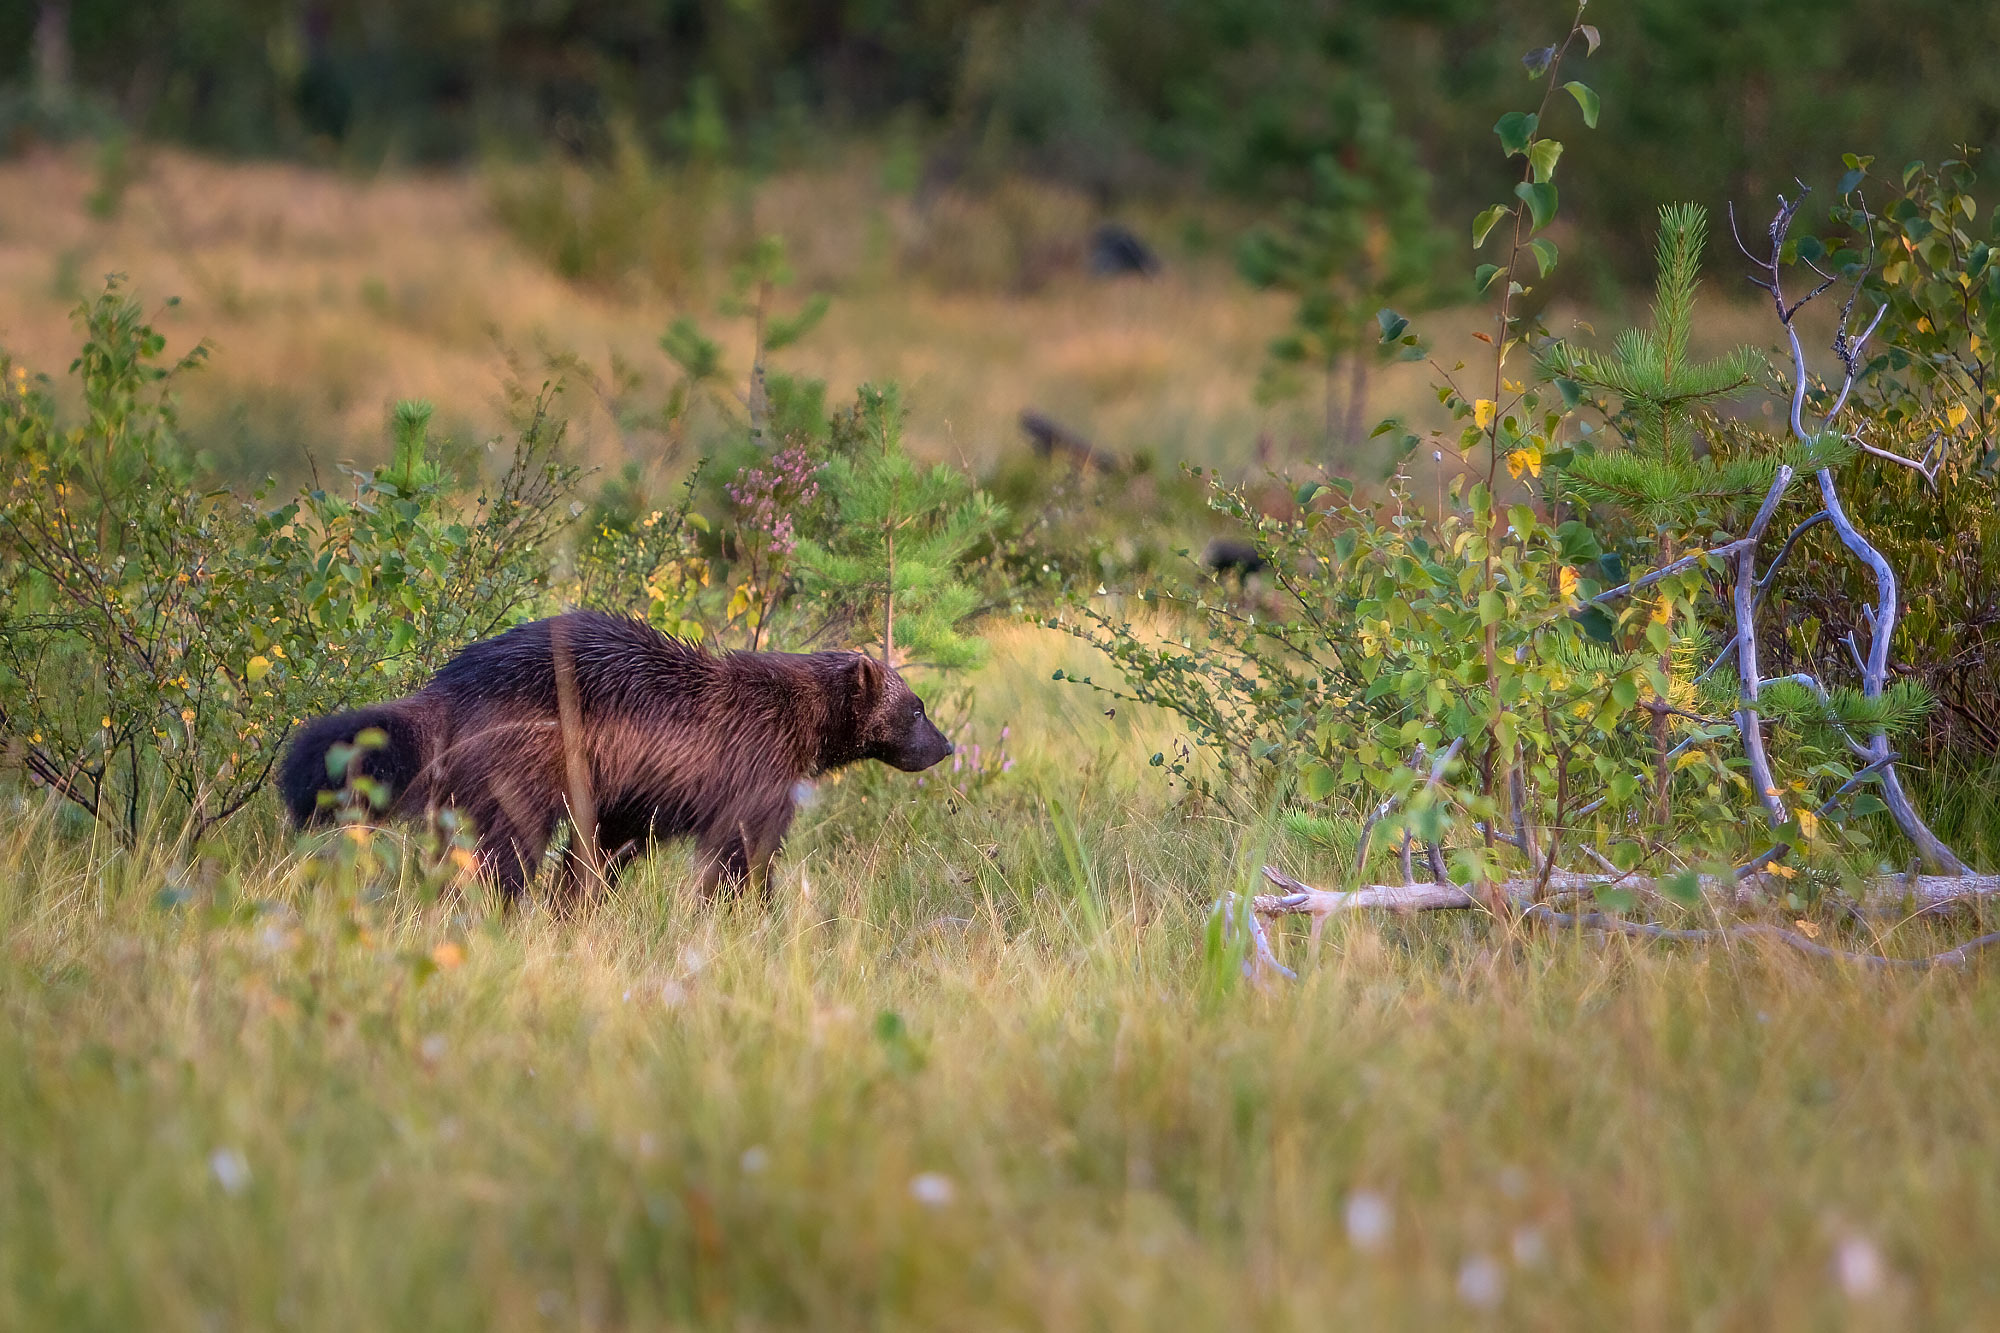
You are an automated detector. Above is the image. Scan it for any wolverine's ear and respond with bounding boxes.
[847,652,886,708]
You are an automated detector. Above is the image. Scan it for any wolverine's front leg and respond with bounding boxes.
[695,795,797,904]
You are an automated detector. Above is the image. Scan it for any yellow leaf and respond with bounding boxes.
[1505,446,1541,479]
[1947,403,1969,432]
[1770,862,1797,879]
[1796,807,1820,840]
[1794,918,1820,938]
[246,654,272,683]
[431,941,465,970]
[1474,399,1496,430]
[1558,565,1580,599]
[1673,748,1708,771]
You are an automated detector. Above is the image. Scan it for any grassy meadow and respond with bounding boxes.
[5,626,2000,1330]
[5,141,2000,1330]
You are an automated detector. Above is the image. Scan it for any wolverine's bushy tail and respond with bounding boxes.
[278,702,429,826]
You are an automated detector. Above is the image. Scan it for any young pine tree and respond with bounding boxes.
[1238,96,1441,455]
[1543,203,1764,823]
[793,385,1005,670]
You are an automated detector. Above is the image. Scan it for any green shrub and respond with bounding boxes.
[1062,10,1960,891]
[1769,154,2000,760]
[0,281,576,842]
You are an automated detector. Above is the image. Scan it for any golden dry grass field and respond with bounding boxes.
[0,144,1312,480]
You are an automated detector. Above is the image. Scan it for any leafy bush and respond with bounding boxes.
[1061,11,1965,893]
[1768,154,2000,759]
[0,282,575,841]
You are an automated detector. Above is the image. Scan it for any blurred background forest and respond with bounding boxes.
[4,1,1998,481]
[9,0,1999,271]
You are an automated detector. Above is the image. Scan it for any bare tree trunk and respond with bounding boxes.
[1323,360,1340,456]
[748,279,771,451]
[882,527,895,666]
[34,2,71,112]
[549,618,600,890]
[1342,353,1369,453]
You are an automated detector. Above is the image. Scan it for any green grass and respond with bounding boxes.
[5,639,2000,1329]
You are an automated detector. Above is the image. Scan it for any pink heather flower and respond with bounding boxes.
[728,443,821,556]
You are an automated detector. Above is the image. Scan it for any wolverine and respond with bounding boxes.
[278,611,952,901]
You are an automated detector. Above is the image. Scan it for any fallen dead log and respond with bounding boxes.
[1249,865,2000,971]
[1255,864,2000,918]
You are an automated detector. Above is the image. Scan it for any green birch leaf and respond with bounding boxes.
[1514,181,1558,231]
[1529,138,1564,184]
[1494,112,1538,157]
[1563,81,1600,129]
[1473,204,1511,249]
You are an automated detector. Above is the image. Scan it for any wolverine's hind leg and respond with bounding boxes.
[550,819,647,912]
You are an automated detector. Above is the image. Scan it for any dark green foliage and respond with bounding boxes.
[5,3,1998,282]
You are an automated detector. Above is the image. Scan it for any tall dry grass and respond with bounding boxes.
[3,630,1997,1330]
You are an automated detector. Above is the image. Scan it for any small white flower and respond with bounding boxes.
[908,1172,956,1208]
[1835,1234,1886,1299]
[1510,1226,1547,1267]
[419,1033,448,1065]
[740,1145,769,1174]
[1457,1255,1505,1309]
[209,1148,251,1196]
[1344,1190,1392,1252]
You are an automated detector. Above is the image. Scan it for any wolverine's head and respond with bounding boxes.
[843,653,953,772]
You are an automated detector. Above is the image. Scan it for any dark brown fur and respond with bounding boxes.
[278,611,952,902]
